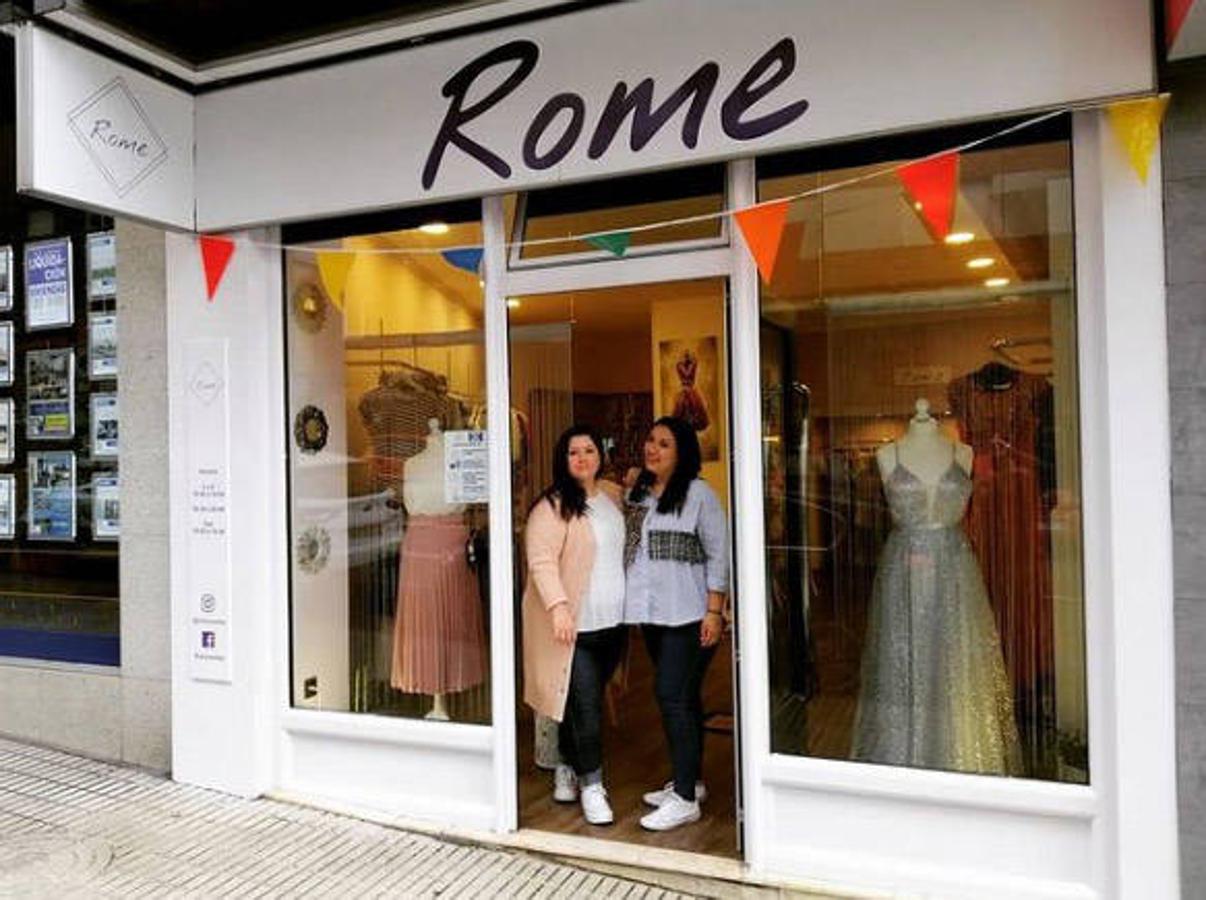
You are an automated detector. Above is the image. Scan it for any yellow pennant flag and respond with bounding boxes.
[1107,95,1170,184]
[316,251,355,309]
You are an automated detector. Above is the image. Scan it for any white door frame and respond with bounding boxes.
[482,179,759,854]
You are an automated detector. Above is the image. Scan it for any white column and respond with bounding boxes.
[1072,110,1180,896]
[167,228,286,797]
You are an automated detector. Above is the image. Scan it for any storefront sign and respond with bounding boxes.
[15,25,194,229]
[185,339,232,682]
[444,430,488,504]
[193,0,1151,229]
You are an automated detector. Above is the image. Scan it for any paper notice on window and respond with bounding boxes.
[444,430,488,504]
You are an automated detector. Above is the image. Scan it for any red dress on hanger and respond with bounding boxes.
[948,364,1056,775]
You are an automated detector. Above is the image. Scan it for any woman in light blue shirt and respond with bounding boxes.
[624,415,729,832]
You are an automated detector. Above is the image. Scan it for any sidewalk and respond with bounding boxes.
[0,737,701,898]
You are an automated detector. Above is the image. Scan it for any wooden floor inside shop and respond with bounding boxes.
[517,628,739,860]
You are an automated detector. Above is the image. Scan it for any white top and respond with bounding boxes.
[577,494,626,633]
[403,431,465,516]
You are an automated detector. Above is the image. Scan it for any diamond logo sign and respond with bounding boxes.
[67,77,169,198]
[189,361,223,406]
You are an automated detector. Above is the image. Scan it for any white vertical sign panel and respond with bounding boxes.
[185,338,232,682]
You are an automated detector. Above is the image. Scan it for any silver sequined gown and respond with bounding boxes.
[851,453,1022,776]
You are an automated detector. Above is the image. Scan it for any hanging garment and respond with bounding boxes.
[948,366,1056,775]
[852,447,1022,776]
[391,514,487,695]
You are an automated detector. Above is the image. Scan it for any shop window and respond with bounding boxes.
[757,118,1089,783]
[0,209,121,667]
[283,202,491,722]
[510,163,726,264]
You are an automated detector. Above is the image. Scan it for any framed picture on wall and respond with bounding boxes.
[87,232,117,300]
[0,474,15,539]
[0,399,14,465]
[28,450,75,541]
[89,313,118,379]
[26,348,75,440]
[658,336,721,462]
[0,245,12,312]
[0,322,13,386]
[92,473,119,540]
[24,237,74,331]
[90,393,119,458]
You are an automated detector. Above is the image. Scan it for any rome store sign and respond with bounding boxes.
[421,36,809,190]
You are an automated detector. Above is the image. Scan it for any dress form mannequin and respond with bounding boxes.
[402,418,467,721]
[876,398,973,485]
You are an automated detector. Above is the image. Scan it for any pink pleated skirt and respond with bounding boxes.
[391,514,487,694]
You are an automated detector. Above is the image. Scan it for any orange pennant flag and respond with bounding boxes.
[734,200,790,283]
[199,236,235,301]
[897,152,959,241]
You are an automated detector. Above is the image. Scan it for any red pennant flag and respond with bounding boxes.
[734,200,790,283]
[897,152,959,242]
[199,236,236,301]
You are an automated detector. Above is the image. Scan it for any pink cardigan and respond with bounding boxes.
[522,481,623,721]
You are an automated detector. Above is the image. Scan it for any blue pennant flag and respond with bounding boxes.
[441,247,484,274]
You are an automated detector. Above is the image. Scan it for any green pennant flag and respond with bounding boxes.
[586,231,632,257]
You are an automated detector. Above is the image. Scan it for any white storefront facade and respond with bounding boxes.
[12,2,1179,896]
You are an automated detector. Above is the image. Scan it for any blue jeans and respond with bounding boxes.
[642,621,717,802]
[559,625,627,782]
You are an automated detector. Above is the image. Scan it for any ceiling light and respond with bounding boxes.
[913,201,923,211]
[944,231,975,245]
[984,277,1010,288]
[966,257,994,269]
[506,298,521,309]
[419,222,450,235]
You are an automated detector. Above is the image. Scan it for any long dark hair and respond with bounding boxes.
[535,424,606,522]
[630,415,702,516]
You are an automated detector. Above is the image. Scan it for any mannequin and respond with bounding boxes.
[391,418,487,720]
[853,396,1022,774]
[876,397,973,486]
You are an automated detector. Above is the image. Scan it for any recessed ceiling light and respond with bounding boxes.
[419,222,450,235]
[506,298,521,309]
[984,277,1010,288]
[966,257,995,269]
[945,231,975,245]
[913,201,924,211]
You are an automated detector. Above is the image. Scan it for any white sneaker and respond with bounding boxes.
[639,792,701,831]
[579,783,614,825]
[553,764,578,803]
[642,780,708,807]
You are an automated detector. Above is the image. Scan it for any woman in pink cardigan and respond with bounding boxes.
[522,424,626,826]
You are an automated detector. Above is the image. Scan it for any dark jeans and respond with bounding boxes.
[642,621,718,802]
[559,625,627,780]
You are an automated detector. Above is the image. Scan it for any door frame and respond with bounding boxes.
[482,161,766,863]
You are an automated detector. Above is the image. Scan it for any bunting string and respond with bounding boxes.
[226,107,1073,259]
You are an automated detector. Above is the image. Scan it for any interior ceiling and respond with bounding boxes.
[73,0,509,66]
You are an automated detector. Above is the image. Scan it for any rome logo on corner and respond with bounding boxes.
[67,76,170,198]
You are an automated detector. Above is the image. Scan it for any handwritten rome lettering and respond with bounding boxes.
[88,119,151,158]
[422,37,810,189]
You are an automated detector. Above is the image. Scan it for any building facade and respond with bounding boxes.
[0,2,1193,896]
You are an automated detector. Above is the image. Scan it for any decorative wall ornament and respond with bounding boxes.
[291,281,328,333]
[296,525,331,575]
[294,404,329,454]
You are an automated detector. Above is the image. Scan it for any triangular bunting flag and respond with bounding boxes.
[586,231,632,257]
[199,236,235,301]
[317,251,355,309]
[441,247,484,274]
[1108,95,1170,184]
[734,200,790,283]
[897,152,959,241]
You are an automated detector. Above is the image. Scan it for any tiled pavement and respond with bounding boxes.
[0,737,696,898]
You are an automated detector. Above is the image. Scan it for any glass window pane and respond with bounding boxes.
[515,164,725,261]
[758,122,1088,783]
[285,211,491,723]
